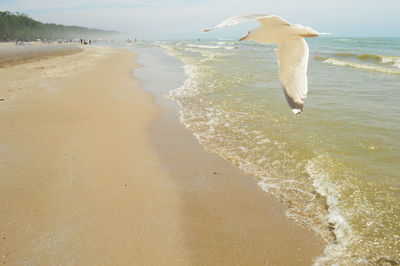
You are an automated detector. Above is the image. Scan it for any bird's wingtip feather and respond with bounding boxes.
[291,108,302,114]
[282,85,305,114]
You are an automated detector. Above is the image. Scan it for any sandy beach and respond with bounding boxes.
[0,44,324,264]
[0,42,82,68]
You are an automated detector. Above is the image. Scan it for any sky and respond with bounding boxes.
[1,0,399,40]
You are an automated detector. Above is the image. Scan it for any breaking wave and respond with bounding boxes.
[322,58,400,75]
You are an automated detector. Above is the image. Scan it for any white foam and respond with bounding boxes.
[306,157,355,265]
[167,64,202,100]
[323,58,400,75]
[187,43,237,50]
[187,44,221,49]
[381,56,400,68]
[334,39,356,43]
[257,138,271,144]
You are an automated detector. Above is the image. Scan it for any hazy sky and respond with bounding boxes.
[1,0,399,39]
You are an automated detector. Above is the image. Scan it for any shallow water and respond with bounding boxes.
[132,37,400,265]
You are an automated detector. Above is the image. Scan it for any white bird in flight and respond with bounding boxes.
[203,14,325,114]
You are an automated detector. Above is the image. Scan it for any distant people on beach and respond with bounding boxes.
[126,38,137,44]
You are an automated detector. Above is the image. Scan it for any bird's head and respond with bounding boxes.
[239,27,263,42]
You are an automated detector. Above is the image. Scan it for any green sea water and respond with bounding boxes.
[136,37,399,264]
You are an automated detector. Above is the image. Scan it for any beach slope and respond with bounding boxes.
[0,46,323,264]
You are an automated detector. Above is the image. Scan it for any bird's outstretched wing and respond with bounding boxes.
[203,14,270,32]
[277,38,309,114]
[256,15,291,27]
[203,14,322,36]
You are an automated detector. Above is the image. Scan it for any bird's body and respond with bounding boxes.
[247,25,290,43]
[203,14,324,114]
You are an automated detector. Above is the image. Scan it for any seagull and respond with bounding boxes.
[203,14,325,114]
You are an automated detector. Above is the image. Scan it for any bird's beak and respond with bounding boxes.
[299,33,319,37]
[239,34,248,41]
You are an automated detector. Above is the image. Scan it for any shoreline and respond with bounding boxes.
[0,45,324,264]
[134,47,325,264]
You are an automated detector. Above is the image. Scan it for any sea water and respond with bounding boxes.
[134,37,400,265]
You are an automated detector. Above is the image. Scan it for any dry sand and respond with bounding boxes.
[0,45,324,264]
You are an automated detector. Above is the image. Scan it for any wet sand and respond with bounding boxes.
[0,42,82,67]
[0,45,324,264]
